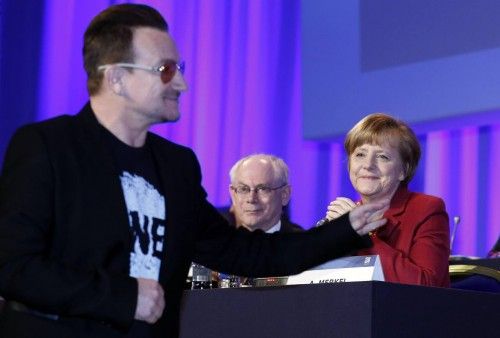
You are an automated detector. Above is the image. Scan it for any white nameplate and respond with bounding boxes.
[286,255,384,285]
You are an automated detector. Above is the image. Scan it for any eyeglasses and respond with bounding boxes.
[231,183,287,198]
[97,60,185,84]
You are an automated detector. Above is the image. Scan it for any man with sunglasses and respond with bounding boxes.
[0,4,388,338]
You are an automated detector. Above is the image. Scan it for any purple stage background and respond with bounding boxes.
[1,0,499,257]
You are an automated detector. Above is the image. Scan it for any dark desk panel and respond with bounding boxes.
[179,281,498,338]
[450,257,500,270]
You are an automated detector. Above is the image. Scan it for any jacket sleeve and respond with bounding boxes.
[182,150,372,277]
[373,198,450,287]
[0,125,137,329]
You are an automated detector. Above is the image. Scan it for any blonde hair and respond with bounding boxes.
[344,113,420,185]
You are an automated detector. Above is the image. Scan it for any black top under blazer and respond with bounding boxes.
[0,103,370,337]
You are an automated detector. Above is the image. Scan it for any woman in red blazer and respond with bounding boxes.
[324,113,450,287]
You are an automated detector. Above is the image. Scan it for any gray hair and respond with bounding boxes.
[229,153,289,185]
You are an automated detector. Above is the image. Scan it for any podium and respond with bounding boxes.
[179,281,498,338]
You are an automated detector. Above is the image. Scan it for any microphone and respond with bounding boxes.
[450,216,460,253]
[316,200,361,227]
[315,217,329,227]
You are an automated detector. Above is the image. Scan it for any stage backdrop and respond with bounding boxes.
[0,0,498,257]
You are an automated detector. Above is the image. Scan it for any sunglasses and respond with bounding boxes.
[98,60,185,84]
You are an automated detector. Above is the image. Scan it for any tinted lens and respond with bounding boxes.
[160,61,177,83]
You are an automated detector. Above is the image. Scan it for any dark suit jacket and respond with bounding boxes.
[219,208,303,233]
[357,186,450,287]
[0,103,370,337]
[278,217,303,233]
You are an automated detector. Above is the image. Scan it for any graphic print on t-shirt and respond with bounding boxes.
[120,171,165,281]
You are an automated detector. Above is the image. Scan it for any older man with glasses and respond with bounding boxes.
[228,154,302,234]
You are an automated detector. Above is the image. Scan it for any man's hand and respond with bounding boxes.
[348,200,389,236]
[134,278,165,324]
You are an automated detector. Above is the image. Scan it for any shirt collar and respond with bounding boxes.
[265,220,282,233]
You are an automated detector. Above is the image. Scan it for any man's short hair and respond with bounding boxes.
[83,4,168,95]
[229,153,289,185]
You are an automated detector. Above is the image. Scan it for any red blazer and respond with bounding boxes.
[357,186,450,287]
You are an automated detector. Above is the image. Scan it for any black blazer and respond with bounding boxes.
[279,217,304,233]
[219,208,304,233]
[0,103,369,337]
